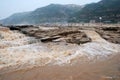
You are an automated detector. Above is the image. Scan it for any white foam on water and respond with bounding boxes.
[53,42,120,65]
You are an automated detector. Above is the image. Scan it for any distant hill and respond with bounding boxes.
[69,0,120,23]
[1,4,82,25]
[1,0,120,25]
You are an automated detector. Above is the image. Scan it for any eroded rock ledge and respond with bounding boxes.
[0,26,120,75]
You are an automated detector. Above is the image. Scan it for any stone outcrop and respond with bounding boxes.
[0,26,120,80]
[96,27,120,44]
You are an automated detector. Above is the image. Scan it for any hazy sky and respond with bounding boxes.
[0,0,100,19]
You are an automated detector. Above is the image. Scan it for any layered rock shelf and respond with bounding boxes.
[0,26,120,80]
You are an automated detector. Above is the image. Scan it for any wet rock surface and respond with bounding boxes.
[15,26,92,45]
[0,25,120,80]
[96,27,120,44]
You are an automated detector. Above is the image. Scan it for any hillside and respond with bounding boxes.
[1,4,82,25]
[69,0,120,23]
[1,0,120,25]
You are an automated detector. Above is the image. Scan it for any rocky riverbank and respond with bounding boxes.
[0,25,120,80]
